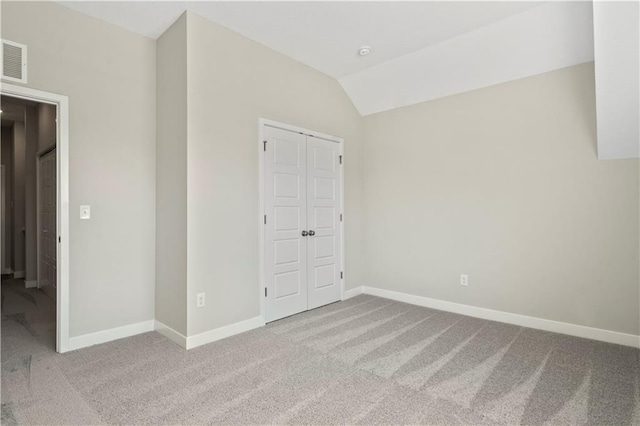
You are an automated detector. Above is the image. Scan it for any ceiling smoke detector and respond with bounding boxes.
[358,46,371,56]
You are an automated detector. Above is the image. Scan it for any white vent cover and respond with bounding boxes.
[1,39,27,84]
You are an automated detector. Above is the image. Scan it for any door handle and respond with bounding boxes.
[301,230,308,237]
[308,230,315,236]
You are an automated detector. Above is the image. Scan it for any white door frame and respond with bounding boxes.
[258,118,345,322]
[1,82,70,353]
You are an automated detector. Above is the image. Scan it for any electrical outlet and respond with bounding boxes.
[460,274,469,286]
[196,293,206,308]
[80,205,91,219]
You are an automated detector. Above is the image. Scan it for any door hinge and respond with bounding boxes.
[58,236,61,243]
[340,213,343,222]
[339,155,343,164]
[263,140,267,151]
[341,271,344,279]
[265,287,267,297]
[264,215,267,224]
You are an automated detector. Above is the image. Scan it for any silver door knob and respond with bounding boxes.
[301,230,308,237]
[308,230,315,236]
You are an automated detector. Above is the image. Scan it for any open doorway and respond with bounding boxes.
[0,83,70,352]
[1,95,58,355]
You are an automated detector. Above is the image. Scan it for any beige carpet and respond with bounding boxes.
[2,280,639,425]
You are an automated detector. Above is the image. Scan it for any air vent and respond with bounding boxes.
[1,39,27,84]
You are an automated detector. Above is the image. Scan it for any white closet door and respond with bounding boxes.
[264,126,308,322]
[306,136,342,310]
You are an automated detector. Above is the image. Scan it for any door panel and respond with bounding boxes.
[264,126,308,322]
[306,136,341,310]
[38,149,56,289]
[1,166,7,273]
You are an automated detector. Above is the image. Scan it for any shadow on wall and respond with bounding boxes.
[565,63,598,157]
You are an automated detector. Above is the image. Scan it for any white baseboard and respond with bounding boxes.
[362,286,640,349]
[154,320,187,348]
[66,316,265,353]
[155,316,265,350]
[68,320,155,352]
[24,280,37,288]
[343,286,364,300]
[13,270,25,279]
[186,316,265,350]
[66,286,638,353]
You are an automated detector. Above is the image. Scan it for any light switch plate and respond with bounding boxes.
[80,205,90,220]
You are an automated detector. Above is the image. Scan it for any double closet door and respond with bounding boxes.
[264,125,342,323]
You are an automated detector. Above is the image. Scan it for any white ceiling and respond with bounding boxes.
[58,1,542,78]
[341,1,595,116]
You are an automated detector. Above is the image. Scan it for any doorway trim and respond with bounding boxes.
[258,118,345,322]
[1,82,70,353]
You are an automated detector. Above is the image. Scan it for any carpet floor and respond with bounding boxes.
[2,281,639,425]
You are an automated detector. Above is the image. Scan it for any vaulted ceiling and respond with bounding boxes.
[58,1,541,77]
[57,1,639,159]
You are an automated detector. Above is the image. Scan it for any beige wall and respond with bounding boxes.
[2,1,157,337]
[184,12,363,336]
[362,63,640,335]
[155,14,188,335]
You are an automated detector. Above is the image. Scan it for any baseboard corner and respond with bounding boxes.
[186,316,265,350]
[154,320,187,348]
[343,286,364,300]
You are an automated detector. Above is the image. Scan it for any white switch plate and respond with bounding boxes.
[80,205,91,220]
[197,292,206,308]
[460,274,469,286]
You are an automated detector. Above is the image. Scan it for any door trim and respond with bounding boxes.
[258,118,345,322]
[1,83,70,353]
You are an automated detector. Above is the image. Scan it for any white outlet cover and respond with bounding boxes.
[196,292,206,307]
[80,205,90,219]
[460,274,469,286]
